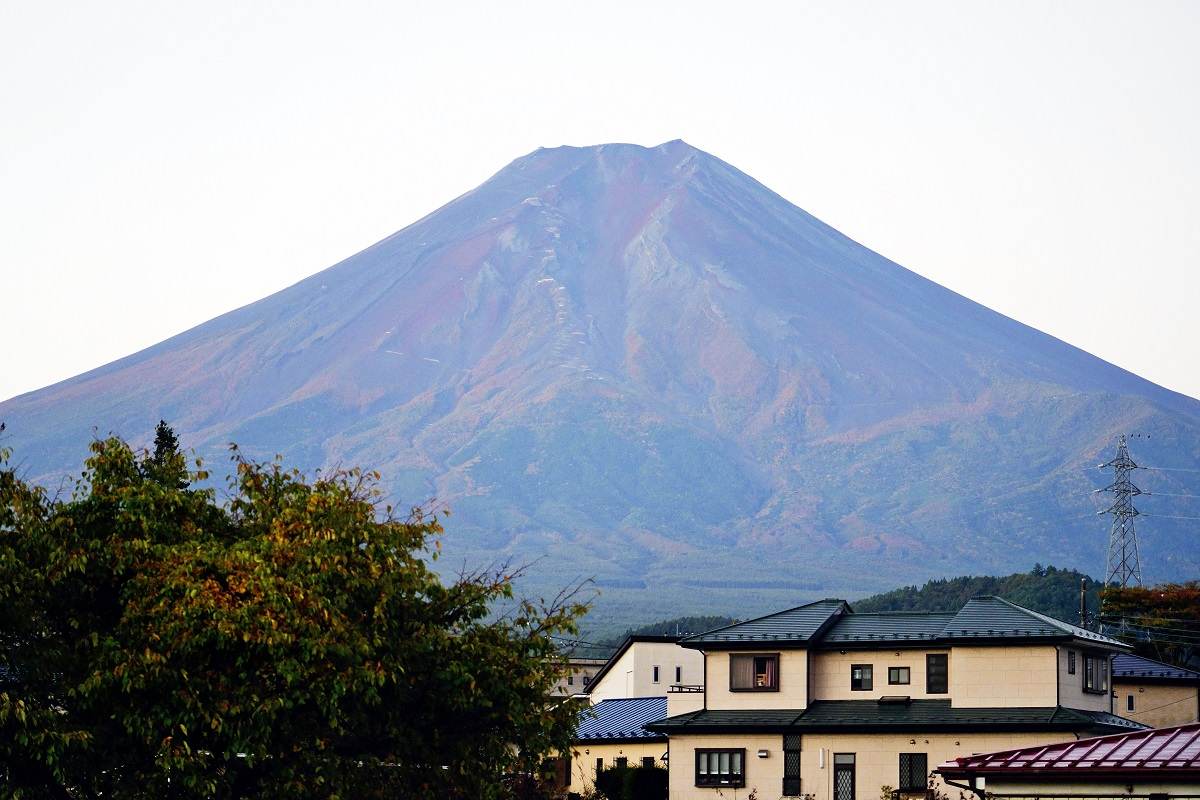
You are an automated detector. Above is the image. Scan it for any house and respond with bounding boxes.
[1112,653,1200,728]
[647,596,1142,800]
[565,696,670,792]
[552,656,609,696]
[936,721,1200,797]
[585,635,705,702]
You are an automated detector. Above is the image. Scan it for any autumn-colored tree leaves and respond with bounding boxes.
[0,432,586,798]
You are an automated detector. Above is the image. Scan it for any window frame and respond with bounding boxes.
[695,748,746,788]
[888,666,911,685]
[898,752,928,793]
[926,653,948,694]
[850,663,874,691]
[615,756,628,769]
[676,665,682,683]
[729,653,781,692]
[1127,693,1135,711]
[1067,650,1076,675]
[652,665,660,684]
[642,756,656,769]
[1083,652,1110,694]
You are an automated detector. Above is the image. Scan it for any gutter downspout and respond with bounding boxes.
[702,649,707,711]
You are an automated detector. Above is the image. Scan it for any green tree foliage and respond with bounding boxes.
[852,565,1101,623]
[140,419,189,489]
[0,436,587,799]
[1101,581,1200,666]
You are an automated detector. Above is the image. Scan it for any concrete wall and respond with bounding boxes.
[1056,646,1112,712]
[949,646,1057,708]
[811,649,950,701]
[666,730,1079,800]
[567,741,667,793]
[706,650,808,710]
[1114,681,1200,728]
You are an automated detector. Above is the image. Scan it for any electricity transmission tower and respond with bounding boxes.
[1099,435,1143,588]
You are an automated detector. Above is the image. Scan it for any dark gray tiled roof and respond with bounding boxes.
[823,612,956,644]
[647,700,1147,735]
[943,596,1125,647]
[680,600,848,647]
[680,596,1127,650]
[575,696,668,742]
[1113,653,1200,682]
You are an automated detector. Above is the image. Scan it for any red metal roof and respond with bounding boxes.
[938,723,1200,778]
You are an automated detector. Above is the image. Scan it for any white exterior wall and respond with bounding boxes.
[588,641,704,701]
[1056,645,1113,713]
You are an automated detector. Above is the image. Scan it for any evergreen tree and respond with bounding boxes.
[141,419,188,488]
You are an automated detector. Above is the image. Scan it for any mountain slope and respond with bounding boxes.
[4,140,1199,622]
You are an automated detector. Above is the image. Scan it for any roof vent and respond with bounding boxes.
[878,696,911,705]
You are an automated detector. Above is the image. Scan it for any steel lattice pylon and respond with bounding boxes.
[1099,435,1143,587]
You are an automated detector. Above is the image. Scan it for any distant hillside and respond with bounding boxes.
[853,565,1101,623]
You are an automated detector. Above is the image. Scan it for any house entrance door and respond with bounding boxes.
[833,753,856,800]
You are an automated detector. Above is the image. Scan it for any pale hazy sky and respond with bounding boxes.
[2,1,1198,402]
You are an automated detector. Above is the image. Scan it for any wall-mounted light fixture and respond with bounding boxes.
[909,739,916,745]
[758,749,770,759]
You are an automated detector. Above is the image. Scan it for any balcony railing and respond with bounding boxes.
[667,683,704,693]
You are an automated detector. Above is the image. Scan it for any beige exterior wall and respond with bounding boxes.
[567,741,666,792]
[668,690,705,717]
[668,733,782,800]
[949,646,1057,708]
[706,650,808,710]
[1114,681,1200,728]
[986,777,1200,795]
[1055,646,1112,712]
[589,642,705,702]
[812,649,949,701]
[668,731,1078,800]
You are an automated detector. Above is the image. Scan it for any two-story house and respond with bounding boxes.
[585,635,706,702]
[1112,653,1200,728]
[648,596,1141,800]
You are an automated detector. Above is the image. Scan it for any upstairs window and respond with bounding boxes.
[696,749,745,788]
[1068,650,1076,674]
[731,654,779,691]
[899,753,928,792]
[926,654,948,694]
[1084,653,1110,694]
[888,666,911,685]
[652,665,660,683]
[851,664,873,691]
[1127,694,1135,711]
[676,665,682,683]
[567,675,574,686]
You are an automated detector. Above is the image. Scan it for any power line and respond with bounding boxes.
[1141,513,1200,520]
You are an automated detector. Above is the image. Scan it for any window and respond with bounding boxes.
[652,665,660,683]
[1068,650,1076,675]
[583,675,590,686]
[696,749,745,788]
[851,664,873,691]
[675,665,682,683]
[615,757,627,769]
[567,675,574,686]
[595,757,603,776]
[899,753,928,792]
[730,654,779,691]
[926,654,948,694]
[1127,694,1135,711]
[1083,653,1109,694]
[642,756,655,768]
[783,734,802,796]
[888,666,911,685]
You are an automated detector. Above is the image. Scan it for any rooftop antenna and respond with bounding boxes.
[1098,434,1144,588]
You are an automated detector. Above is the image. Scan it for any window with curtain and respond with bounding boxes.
[695,749,745,787]
[888,666,910,685]
[851,664,873,691]
[1084,653,1109,693]
[730,653,779,690]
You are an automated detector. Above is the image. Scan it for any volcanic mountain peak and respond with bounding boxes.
[3,141,1199,621]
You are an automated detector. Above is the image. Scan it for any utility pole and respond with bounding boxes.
[1078,577,1089,629]
[1098,435,1143,588]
